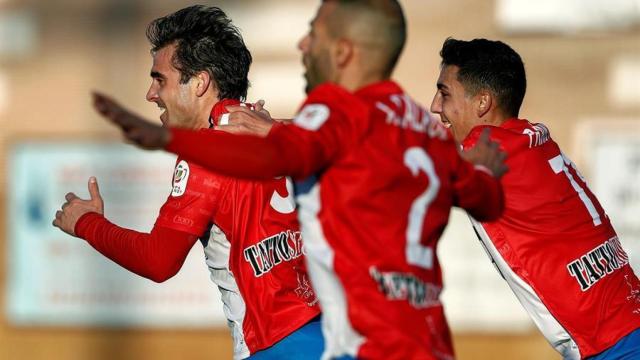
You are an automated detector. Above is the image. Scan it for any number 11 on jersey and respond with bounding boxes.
[548,152,602,226]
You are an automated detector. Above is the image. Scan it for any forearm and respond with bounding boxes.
[166,128,313,180]
[75,212,198,282]
[455,167,505,222]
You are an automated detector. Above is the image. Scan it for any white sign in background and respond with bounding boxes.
[7,142,225,327]
[573,120,640,271]
[592,135,640,271]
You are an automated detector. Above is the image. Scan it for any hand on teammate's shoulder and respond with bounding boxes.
[215,99,276,137]
[461,128,508,178]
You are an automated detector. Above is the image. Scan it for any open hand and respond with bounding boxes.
[460,128,508,178]
[92,91,171,150]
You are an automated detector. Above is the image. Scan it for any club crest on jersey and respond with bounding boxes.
[171,160,190,197]
[293,104,329,131]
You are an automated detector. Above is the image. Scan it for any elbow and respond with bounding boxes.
[471,189,505,222]
[147,269,178,283]
[148,274,171,283]
[144,261,182,283]
[471,206,504,223]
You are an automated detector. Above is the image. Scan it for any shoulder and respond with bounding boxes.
[306,83,360,104]
[295,83,368,130]
[172,156,230,197]
[464,119,553,154]
[307,83,368,113]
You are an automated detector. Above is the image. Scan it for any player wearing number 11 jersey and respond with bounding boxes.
[431,38,640,359]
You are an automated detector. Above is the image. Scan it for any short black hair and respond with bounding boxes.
[146,5,252,100]
[323,0,406,77]
[440,38,526,117]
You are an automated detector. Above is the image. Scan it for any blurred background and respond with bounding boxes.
[0,0,639,359]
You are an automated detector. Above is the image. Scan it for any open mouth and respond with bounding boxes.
[157,104,166,119]
[159,109,168,125]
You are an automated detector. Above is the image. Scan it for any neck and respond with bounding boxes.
[489,110,514,127]
[191,93,219,130]
[334,53,387,92]
[338,71,386,92]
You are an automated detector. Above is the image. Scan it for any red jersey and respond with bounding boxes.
[156,100,319,359]
[166,81,505,360]
[462,119,640,359]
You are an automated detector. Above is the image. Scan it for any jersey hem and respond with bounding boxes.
[247,309,321,354]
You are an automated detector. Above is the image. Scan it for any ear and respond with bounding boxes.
[194,71,212,97]
[476,91,492,118]
[334,38,354,69]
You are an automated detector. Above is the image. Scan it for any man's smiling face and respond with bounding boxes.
[430,65,480,144]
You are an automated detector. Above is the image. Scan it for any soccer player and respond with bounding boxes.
[91,1,508,359]
[430,38,640,360]
[53,6,322,360]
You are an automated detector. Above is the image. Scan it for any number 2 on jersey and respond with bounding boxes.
[548,152,602,226]
[404,147,440,269]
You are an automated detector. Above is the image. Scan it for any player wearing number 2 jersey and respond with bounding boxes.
[54,6,321,360]
[158,79,505,360]
[431,38,640,359]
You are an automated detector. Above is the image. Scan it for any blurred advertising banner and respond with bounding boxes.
[6,142,225,327]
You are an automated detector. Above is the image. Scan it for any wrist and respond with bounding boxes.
[74,212,105,238]
[474,164,494,177]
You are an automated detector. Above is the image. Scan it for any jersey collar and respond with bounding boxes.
[354,80,403,100]
[461,117,523,149]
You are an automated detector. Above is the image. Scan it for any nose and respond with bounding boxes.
[146,82,158,103]
[297,34,310,53]
[430,92,442,114]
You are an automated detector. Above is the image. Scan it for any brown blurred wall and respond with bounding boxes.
[0,0,638,359]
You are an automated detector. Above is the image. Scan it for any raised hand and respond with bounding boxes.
[53,177,105,236]
[92,91,171,150]
[461,128,508,178]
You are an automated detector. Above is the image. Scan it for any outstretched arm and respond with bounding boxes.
[93,91,346,181]
[53,177,198,283]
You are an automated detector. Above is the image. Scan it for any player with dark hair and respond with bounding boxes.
[89,1,508,359]
[431,37,640,359]
[146,5,252,101]
[53,6,321,359]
